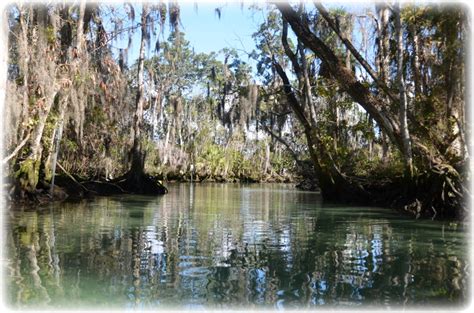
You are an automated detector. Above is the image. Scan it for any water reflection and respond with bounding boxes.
[5,183,469,309]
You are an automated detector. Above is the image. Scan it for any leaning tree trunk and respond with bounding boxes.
[277,3,404,153]
[276,2,467,218]
[273,58,371,203]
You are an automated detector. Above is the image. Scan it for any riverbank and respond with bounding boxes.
[3,169,297,205]
[4,169,466,221]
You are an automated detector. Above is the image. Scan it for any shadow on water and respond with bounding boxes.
[4,183,469,309]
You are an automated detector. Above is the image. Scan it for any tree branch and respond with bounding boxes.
[2,133,30,165]
[314,1,398,104]
[260,122,303,166]
[275,1,404,153]
[282,20,301,76]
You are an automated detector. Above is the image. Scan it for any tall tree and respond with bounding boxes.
[129,3,149,177]
[394,2,413,178]
[1,3,9,190]
[13,6,62,195]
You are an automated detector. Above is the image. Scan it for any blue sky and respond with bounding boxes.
[162,1,367,57]
[179,2,265,56]
[109,2,267,67]
[108,1,373,74]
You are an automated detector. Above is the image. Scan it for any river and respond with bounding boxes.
[4,183,469,309]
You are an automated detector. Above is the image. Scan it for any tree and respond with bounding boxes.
[1,3,9,192]
[394,2,413,178]
[128,3,149,181]
[10,5,65,195]
[108,2,184,194]
[274,1,467,217]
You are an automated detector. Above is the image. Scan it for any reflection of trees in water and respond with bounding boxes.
[6,185,468,308]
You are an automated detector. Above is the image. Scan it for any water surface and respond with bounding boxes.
[4,183,469,309]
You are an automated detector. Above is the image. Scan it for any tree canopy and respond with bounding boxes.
[2,1,469,219]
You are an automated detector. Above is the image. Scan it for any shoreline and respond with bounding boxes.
[4,177,464,222]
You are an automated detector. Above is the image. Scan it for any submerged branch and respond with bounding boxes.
[56,162,90,192]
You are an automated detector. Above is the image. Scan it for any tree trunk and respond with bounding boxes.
[264,139,270,175]
[410,22,423,96]
[297,42,317,126]
[277,2,404,155]
[116,4,166,195]
[49,93,68,193]
[130,4,148,176]
[377,4,391,88]
[1,3,9,188]
[377,4,391,163]
[13,6,61,195]
[273,59,370,202]
[279,3,442,168]
[316,2,395,102]
[151,92,161,140]
[50,1,87,194]
[0,6,7,96]
[395,3,413,177]
[18,6,31,145]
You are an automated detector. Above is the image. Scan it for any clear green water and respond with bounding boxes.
[4,183,470,309]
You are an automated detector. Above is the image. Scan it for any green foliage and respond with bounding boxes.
[350,153,405,179]
[15,157,41,192]
[197,143,226,177]
[5,1,466,218]
[44,25,56,45]
[271,152,294,175]
[62,137,78,153]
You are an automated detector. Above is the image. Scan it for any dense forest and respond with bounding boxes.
[1,1,470,219]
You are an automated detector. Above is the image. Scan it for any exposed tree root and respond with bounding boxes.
[8,169,168,205]
[112,170,168,195]
[296,161,468,220]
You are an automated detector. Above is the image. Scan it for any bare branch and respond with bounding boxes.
[2,133,30,165]
[260,122,303,166]
[314,1,397,103]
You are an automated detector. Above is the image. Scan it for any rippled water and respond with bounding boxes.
[4,183,470,309]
